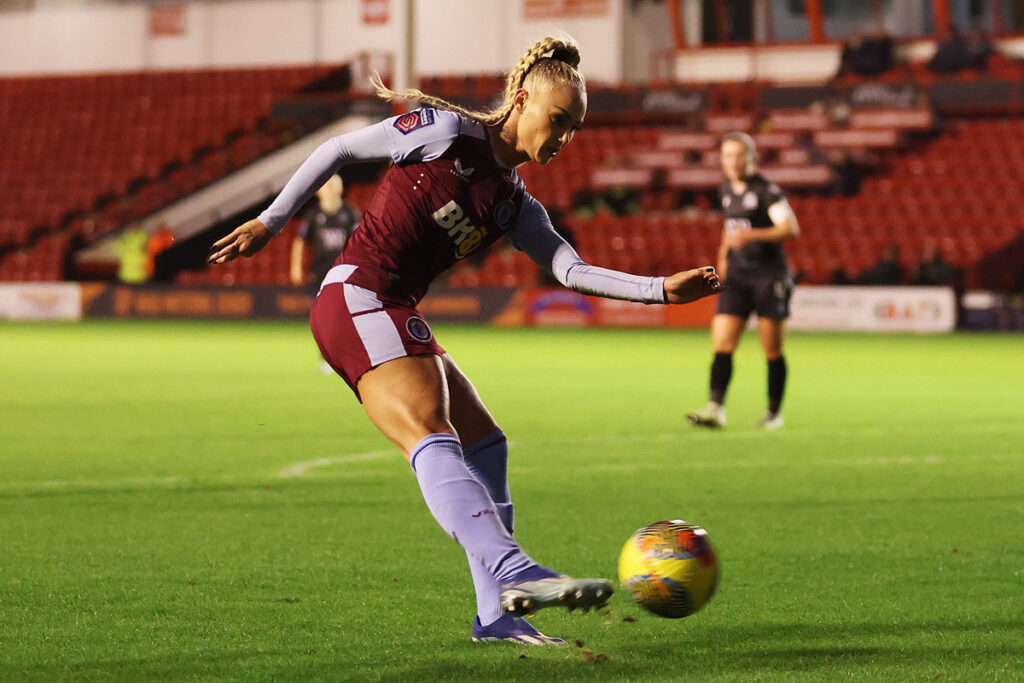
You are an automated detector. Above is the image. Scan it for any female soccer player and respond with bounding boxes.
[687,132,800,430]
[209,36,720,646]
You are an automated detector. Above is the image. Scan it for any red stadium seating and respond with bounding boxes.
[5,66,1022,291]
[454,107,1022,289]
[0,65,346,281]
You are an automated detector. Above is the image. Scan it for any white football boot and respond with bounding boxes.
[687,402,727,428]
[756,411,784,430]
[500,568,613,617]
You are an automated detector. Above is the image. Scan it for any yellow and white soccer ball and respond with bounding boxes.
[618,519,719,618]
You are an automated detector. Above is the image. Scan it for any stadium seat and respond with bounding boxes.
[0,65,346,282]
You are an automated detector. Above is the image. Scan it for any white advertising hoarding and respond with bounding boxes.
[789,286,956,333]
[0,283,83,321]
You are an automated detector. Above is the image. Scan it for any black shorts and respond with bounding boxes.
[716,271,793,320]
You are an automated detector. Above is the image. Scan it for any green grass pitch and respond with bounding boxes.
[1,320,1022,681]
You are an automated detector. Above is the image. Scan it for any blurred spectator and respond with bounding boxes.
[837,28,895,78]
[114,225,150,284]
[826,260,855,285]
[965,25,996,71]
[62,232,86,281]
[569,186,602,219]
[811,90,851,125]
[859,244,902,285]
[910,243,958,286]
[928,24,971,73]
[601,186,640,216]
[835,151,862,196]
[147,223,176,281]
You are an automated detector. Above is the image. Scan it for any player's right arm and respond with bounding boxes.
[209,110,459,265]
[289,235,306,285]
[715,184,730,282]
[717,227,730,282]
[289,216,311,285]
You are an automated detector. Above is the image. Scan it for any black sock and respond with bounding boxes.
[767,356,787,415]
[709,352,733,405]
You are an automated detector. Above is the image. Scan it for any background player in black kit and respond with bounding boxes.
[688,132,800,430]
[289,174,361,290]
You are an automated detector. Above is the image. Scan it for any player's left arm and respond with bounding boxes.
[508,194,719,304]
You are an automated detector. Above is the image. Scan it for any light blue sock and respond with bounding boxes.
[463,430,514,625]
[410,433,534,584]
[467,503,513,626]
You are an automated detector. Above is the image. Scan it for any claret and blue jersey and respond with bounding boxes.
[258,107,666,307]
[347,110,525,302]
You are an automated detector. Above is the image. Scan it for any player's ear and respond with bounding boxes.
[512,88,529,113]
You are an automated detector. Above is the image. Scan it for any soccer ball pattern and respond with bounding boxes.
[618,520,719,618]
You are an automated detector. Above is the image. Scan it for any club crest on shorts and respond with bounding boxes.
[493,200,515,230]
[406,316,433,343]
[393,108,435,135]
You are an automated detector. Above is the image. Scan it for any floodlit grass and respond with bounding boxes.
[1,320,1022,681]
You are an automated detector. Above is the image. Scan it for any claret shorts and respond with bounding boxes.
[310,265,444,399]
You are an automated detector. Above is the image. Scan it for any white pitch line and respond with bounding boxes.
[42,475,187,487]
[4,424,1019,492]
[0,475,189,492]
[276,450,394,478]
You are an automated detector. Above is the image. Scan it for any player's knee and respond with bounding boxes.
[418,412,455,437]
[393,418,457,460]
[365,400,452,448]
[711,332,737,353]
[713,342,737,354]
[398,397,454,436]
[762,337,783,358]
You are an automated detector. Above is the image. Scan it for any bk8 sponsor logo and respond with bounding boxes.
[432,200,487,259]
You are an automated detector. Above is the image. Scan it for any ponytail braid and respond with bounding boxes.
[372,35,584,126]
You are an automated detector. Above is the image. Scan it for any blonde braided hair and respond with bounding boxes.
[371,36,585,126]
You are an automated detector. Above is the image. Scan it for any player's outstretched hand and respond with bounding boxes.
[663,266,722,304]
[208,219,272,265]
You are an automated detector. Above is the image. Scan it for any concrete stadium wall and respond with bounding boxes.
[4,1,1024,87]
[0,0,626,86]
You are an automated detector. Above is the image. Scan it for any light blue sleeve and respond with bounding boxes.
[380,108,464,165]
[507,193,666,305]
[257,109,462,234]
